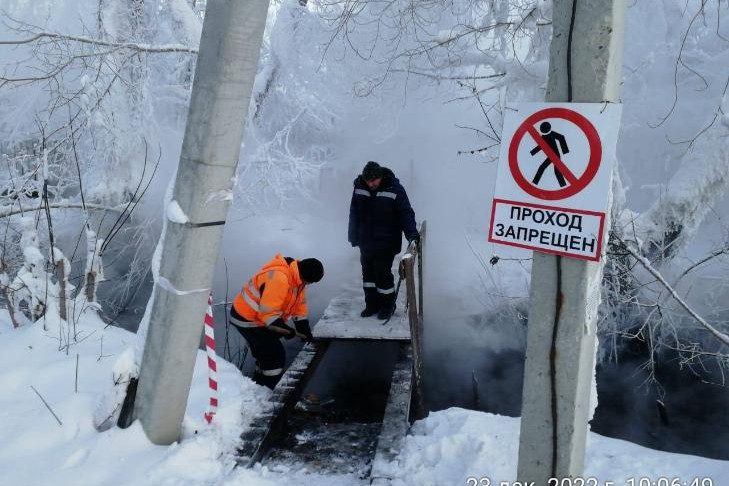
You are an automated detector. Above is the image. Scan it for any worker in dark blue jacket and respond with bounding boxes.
[348,161,419,320]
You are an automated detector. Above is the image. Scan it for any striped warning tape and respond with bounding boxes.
[203,293,218,424]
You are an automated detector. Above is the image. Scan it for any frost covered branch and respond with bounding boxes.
[621,238,729,348]
[0,31,197,54]
[651,0,714,128]
[0,202,126,219]
[314,0,550,161]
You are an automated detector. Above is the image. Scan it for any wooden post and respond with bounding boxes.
[0,260,19,328]
[55,259,67,321]
[85,271,96,304]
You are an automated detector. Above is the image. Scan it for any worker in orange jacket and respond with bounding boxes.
[229,254,324,389]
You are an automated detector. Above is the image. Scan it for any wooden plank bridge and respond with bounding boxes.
[237,223,426,484]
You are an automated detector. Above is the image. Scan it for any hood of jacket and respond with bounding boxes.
[353,166,398,191]
[260,253,303,287]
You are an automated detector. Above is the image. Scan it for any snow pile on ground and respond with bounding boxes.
[0,308,273,486]
[389,409,728,485]
[0,311,726,486]
[388,408,519,484]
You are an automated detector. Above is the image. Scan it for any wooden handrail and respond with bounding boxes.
[399,220,426,420]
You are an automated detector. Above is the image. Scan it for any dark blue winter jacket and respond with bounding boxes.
[348,167,418,255]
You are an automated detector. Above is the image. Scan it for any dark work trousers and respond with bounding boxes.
[360,251,397,311]
[233,325,285,389]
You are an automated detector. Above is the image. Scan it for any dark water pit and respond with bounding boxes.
[264,340,400,474]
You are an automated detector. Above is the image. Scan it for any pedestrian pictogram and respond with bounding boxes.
[530,122,568,187]
[508,107,602,201]
[489,103,621,261]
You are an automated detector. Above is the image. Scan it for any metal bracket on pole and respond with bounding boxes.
[183,220,227,228]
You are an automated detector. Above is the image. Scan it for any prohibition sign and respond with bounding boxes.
[508,107,602,201]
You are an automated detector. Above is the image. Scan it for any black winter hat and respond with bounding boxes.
[361,161,383,181]
[298,258,324,283]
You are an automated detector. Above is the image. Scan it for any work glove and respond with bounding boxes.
[269,318,296,340]
[295,319,313,341]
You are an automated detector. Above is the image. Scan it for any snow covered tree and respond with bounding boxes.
[0,0,203,323]
[305,0,729,372]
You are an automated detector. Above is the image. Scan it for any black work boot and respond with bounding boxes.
[377,290,397,320]
[260,373,282,390]
[252,370,266,387]
[360,306,379,318]
[377,301,396,320]
[254,364,283,390]
[361,288,379,317]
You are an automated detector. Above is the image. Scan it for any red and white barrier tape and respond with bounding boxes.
[203,293,218,424]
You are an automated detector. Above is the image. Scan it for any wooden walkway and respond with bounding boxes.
[236,288,417,480]
[237,340,329,467]
[237,224,426,484]
[313,287,411,341]
[370,343,413,485]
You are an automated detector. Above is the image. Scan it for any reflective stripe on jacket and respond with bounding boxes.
[231,254,308,328]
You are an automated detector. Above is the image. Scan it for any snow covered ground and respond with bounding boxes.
[1,310,726,486]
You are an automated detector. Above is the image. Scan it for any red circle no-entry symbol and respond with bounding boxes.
[508,107,602,201]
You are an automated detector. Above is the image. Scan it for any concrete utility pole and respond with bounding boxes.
[517,1,627,484]
[130,0,271,445]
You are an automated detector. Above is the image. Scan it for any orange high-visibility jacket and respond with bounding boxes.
[231,254,308,328]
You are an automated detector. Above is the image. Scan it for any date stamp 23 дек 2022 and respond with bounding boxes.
[465,478,714,486]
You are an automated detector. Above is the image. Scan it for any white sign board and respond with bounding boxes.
[488,103,622,261]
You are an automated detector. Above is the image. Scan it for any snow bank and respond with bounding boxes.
[389,409,728,485]
[390,408,519,484]
[0,310,269,486]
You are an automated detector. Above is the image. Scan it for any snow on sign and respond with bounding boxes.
[488,103,621,261]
